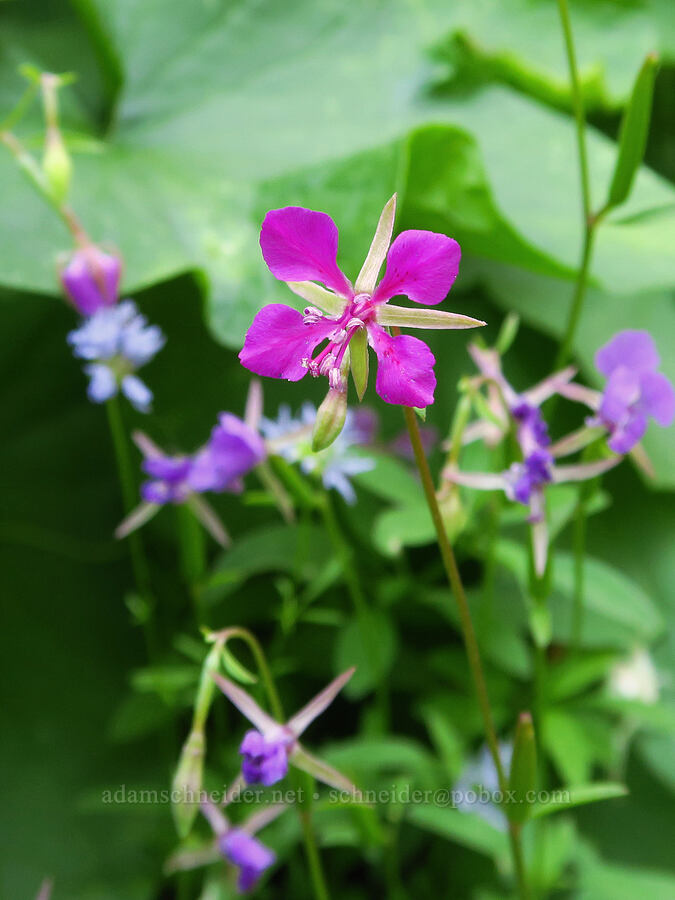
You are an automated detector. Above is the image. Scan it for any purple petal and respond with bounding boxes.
[608,412,648,454]
[188,413,265,493]
[286,668,355,738]
[61,246,121,316]
[595,330,660,376]
[260,207,352,296]
[220,829,275,892]
[369,326,436,408]
[239,729,290,786]
[372,230,461,306]
[599,367,641,425]
[640,371,675,426]
[239,304,336,381]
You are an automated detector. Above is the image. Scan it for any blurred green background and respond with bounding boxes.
[0,1,674,897]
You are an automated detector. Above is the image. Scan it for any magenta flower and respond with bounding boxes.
[239,196,484,413]
[60,245,121,316]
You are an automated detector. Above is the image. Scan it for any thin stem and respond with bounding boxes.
[177,505,207,623]
[554,225,596,369]
[212,627,330,900]
[557,0,591,222]
[105,397,157,655]
[402,405,529,900]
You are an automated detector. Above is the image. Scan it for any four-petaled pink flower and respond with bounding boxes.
[239,195,484,411]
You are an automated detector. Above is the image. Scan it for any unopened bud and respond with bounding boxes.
[506,711,537,824]
[172,727,205,838]
[43,126,72,205]
[60,245,122,316]
[312,387,347,451]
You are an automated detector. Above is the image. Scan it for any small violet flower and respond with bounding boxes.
[260,403,376,504]
[201,801,282,894]
[116,414,266,546]
[212,667,361,796]
[60,244,121,316]
[220,829,276,893]
[67,299,165,412]
[558,330,675,456]
[240,195,484,424]
[444,343,620,575]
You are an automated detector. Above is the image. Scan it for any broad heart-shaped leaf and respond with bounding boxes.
[1,0,674,357]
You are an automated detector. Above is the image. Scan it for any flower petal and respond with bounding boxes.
[211,672,280,737]
[286,667,355,737]
[369,326,436,408]
[121,374,153,412]
[260,207,352,296]
[84,363,117,403]
[595,330,659,376]
[608,412,648,454]
[239,304,336,381]
[640,371,675,426]
[372,230,461,306]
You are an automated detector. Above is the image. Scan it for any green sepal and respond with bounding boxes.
[350,327,369,401]
[506,711,537,824]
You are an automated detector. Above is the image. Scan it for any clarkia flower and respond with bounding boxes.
[67,299,165,412]
[60,244,121,316]
[200,801,282,894]
[212,667,362,796]
[240,195,484,433]
[116,413,266,545]
[444,343,620,575]
[260,403,376,504]
[558,330,675,455]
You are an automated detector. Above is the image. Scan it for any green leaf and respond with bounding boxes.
[606,54,659,210]
[373,502,435,556]
[531,781,628,819]
[407,805,508,859]
[334,609,397,699]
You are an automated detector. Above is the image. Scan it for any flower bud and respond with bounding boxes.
[60,246,121,316]
[43,126,72,205]
[506,711,537,824]
[171,727,205,838]
[312,387,347,451]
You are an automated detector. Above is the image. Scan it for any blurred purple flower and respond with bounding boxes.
[260,403,375,504]
[506,448,553,505]
[240,729,292,786]
[141,454,194,504]
[213,667,361,795]
[190,413,266,493]
[67,299,165,412]
[595,330,675,453]
[240,197,483,411]
[219,829,276,893]
[60,245,121,316]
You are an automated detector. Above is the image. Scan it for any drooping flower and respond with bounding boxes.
[60,244,121,316]
[116,414,266,545]
[212,667,361,796]
[558,330,675,455]
[444,342,621,575]
[67,299,165,412]
[259,403,376,504]
[200,801,283,893]
[220,829,276,893]
[239,196,484,425]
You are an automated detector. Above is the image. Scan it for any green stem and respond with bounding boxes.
[105,397,157,655]
[216,627,330,900]
[402,406,529,900]
[557,0,591,223]
[554,0,601,369]
[177,505,207,622]
[554,225,596,369]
